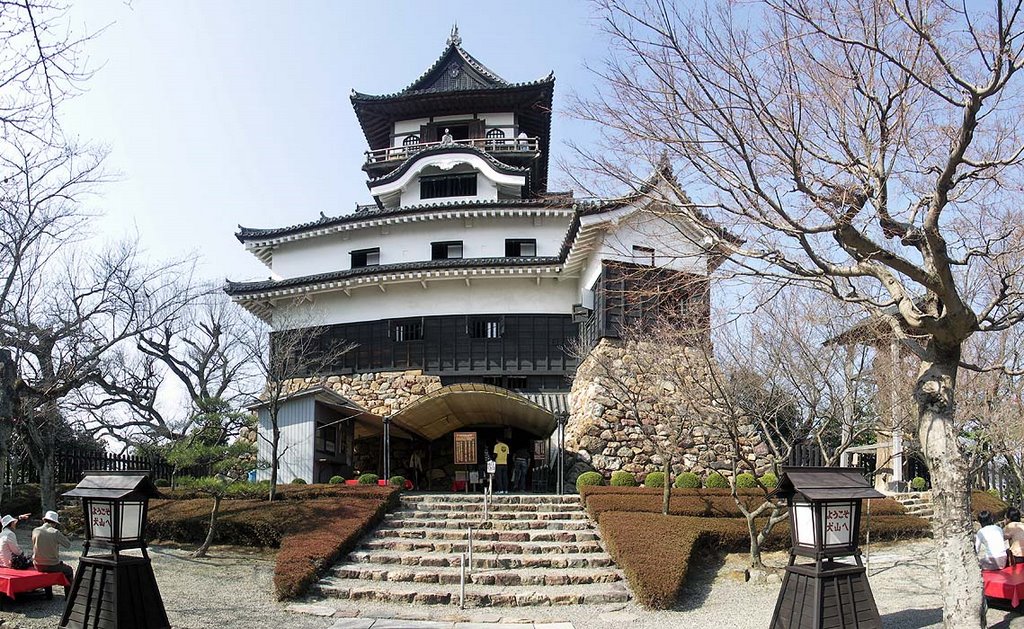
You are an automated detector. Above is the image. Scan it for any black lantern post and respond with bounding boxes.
[769,466,884,629]
[60,471,169,629]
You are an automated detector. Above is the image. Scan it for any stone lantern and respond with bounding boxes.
[60,471,169,629]
[769,466,884,629]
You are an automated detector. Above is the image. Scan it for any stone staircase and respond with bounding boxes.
[890,491,934,520]
[314,493,630,607]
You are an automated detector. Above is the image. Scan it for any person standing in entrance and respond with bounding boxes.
[493,440,510,494]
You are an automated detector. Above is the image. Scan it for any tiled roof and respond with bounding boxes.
[224,256,562,296]
[236,196,575,243]
[350,27,553,102]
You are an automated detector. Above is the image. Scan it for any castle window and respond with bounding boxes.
[431,241,463,260]
[421,173,477,199]
[469,317,503,339]
[485,128,506,149]
[403,134,420,146]
[632,245,655,266]
[505,239,537,257]
[392,318,424,341]
[351,248,380,268]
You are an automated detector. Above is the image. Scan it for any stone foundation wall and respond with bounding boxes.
[565,338,771,485]
[280,370,443,417]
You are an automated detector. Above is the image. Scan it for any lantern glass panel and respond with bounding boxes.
[793,501,815,546]
[823,501,856,547]
[88,499,115,540]
[119,501,143,540]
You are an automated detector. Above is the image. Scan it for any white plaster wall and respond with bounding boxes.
[272,276,579,328]
[586,212,709,276]
[256,397,314,483]
[271,214,573,278]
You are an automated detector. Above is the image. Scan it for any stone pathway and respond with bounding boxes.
[312,493,629,608]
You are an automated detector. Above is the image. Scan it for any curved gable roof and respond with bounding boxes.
[366,144,531,189]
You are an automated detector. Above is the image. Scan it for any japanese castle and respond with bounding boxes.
[226,28,731,487]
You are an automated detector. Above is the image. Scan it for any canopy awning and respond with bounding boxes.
[389,383,562,442]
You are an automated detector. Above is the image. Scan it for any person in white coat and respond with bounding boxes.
[0,513,30,568]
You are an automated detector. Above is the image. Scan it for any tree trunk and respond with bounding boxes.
[193,494,222,558]
[38,455,56,512]
[268,416,280,502]
[747,515,764,570]
[662,458,671,516]
[915,348,985,628]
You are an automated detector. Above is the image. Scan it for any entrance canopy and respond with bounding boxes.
[390,383,561,441]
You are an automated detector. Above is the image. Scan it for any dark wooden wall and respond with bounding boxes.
[582,261,710,348]
[280,313,578,387]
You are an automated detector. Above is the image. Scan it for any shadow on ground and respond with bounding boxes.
[880,607,942,629]
[672,546,728,612]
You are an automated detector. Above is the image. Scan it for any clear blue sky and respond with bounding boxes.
[59,1,602,283]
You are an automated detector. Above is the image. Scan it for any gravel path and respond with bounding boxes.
[0,534,1019,628]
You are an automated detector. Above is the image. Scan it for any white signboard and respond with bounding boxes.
[89,502,113,539]
[486,460,496,475]
[824,503,854,546]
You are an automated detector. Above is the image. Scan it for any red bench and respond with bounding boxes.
[983,564,1024,608]
[0,567,69,605]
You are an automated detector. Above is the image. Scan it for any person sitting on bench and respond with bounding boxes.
[976,510,1010,571]
[32,511,72,585]
[0,514,30,568]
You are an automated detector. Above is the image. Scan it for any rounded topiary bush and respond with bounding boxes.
[735,473,757,489]
[643,472,667,488]
[358,473,379,485]
[760,472,779,488]
[290,477,307,484]
[388,475,406,488]
[328,475,345,484]
[706,472,729,489]
[154,479,170,488]
[674,472,701,489]
[610,471,637,487]
[575,471,605,492]
[911,476,928,491]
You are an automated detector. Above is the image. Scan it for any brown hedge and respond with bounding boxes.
[971,491,1008,519]
[582,487,907,521]
[599,512,930,609]
[158,483,395,502]
[145,485,399,600]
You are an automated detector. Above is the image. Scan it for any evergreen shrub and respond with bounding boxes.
[575,471,605,492]
[705,473,729,489]
[643,472,666,488]
[610,471,638,487]
[674,472,701,489]
[328,476,344,484]
[735,473,757,489]
[357,473,379,485]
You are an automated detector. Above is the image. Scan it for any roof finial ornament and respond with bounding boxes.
[448,23,461,47]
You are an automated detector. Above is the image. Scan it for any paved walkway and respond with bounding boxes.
[288,605,577,629]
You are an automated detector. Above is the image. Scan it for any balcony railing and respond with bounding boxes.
[365,137,540,165]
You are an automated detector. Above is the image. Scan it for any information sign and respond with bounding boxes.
[453,431,478,465]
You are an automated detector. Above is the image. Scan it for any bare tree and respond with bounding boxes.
[573,1,1024,623]
[243,308,355,501]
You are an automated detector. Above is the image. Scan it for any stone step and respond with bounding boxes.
[332,564,622,586]
[400,502,585,513]
[400,494,581,505]
[387,509,589,521]
[361,539,605,554]
[381,516,593,531]
[372,527,599,543]
[346,550,616,569]
[315,579,631,607]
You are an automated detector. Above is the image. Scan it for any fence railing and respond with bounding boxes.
[364,136,540,164]
[6,449,178,485]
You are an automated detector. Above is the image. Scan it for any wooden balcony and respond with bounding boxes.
[364,136,540,166]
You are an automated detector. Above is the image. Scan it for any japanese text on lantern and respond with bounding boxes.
[824,504,853,546]
[89,503,113,538]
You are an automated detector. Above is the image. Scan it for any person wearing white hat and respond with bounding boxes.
[32,510,72,584]
[0,513,30,568]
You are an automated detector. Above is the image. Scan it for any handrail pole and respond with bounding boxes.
[459,552,467,609]
[467,526,473,572]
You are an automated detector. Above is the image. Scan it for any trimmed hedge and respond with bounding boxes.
[643,472,666,488]
[735,473,757,489]
[145,485,399,600]
[575,471,605,492]
[610,471,637,487]
[705,472,729,488]
[910,476,927,491]
[328,476,344,484]
[388,475,406,487]
[760,472,779,488]
[597,500,931,609]
[358,473,379,485]
[675,472,701,489]
[972,490,1008,518]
